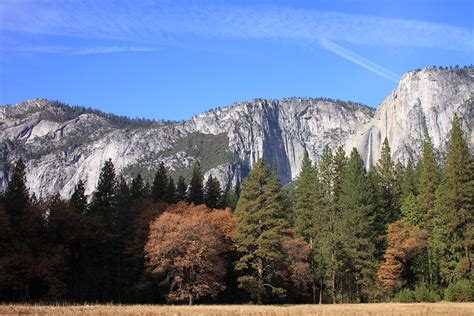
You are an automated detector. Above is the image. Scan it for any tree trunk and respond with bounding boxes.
[258,265,264,304]
[312,280,317,304]
[331,271,336,304]
[310,238,317,304]
[188,293,193,306]
[319,278,323,304]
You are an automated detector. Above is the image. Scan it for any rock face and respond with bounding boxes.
[0,67,472,199]
[346,67,474,169]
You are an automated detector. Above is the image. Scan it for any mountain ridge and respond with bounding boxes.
[1,66,472,199]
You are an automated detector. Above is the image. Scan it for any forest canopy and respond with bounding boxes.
[0,115,472,304]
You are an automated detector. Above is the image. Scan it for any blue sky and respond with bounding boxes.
[0,0,473,120]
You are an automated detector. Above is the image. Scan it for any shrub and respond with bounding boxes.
[445,280,474,302]
[395,289,414,303]
[413,283,441,302]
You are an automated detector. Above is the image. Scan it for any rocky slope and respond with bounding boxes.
[346,67,473,169]
[0,67,472,199]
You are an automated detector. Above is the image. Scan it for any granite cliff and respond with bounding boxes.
[1,67,472,199]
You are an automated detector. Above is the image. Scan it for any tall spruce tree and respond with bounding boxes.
[152,162,168,202]
[90,159,116,216]
[333,146,347,203]
[339,148,377,302]
[439,115,473,281]
[4,158,29,221]
[401,160,418,199]
[233,160,290,304]
[294,151,317,241]
[131,173,145,200]
[412,132,440,287]
[204,175,222,209]
[317,145,338,303]
[294,151,320,303]
[87,159,118,300]
[176,175,187,202]
[417,131,440,231]
[165,176,177,204]
[187,161,204,205]
[376,138,399,225]
[71,180,88,215]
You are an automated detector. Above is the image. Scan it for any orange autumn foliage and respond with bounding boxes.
[145,203,236,304]
[377,220,428,292]
[282,237,312,296]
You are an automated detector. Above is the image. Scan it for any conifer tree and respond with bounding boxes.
[438,115,473,281]
[71,180,88,215]
[376,138,399,224]
[176,176,187,202]
[4,158,29,221]
[339,148,377,302]
[165,176,176,204]
[235,178,242,199]
[152,162,168,202]
[188,161,204,205]
[294,151,317,241]
[204,175,222,209]
[233,160,289,304]
[332,146,347,202]
[417,132,440,231]
[114,176,131,213]
[368,167,387,258]
[86,159,117,300]
[90,159,116,216]
[131,173,145,200]
[410,133,441,287]
[401,160,417,199]
[294,151,320,303]
[317,145,338,303]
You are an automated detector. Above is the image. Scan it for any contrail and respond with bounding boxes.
[319,38,400,82]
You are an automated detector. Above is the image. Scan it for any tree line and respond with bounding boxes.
[0,115,472,304]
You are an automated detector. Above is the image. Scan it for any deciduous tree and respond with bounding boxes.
[145,203,235,305]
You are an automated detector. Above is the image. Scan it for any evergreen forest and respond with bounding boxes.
[0,115,472,305]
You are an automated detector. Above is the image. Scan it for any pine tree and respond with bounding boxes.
[165,176,176,204]
[71,180,88,215]
[152,162,168,202]
[412,132,440,287]
[440,115,473,281]
[332,146,347,203]
[376,138,399,225]
[187,161,204,205]
[131,173,145,200]
[4,158,29,221]
[90,159,116,216]
[417,131,440,231]
[402,160,417,199]
[204,175,222,209]
[294,151,317,241]
[393,161,404,217]
[317,145,338,303]
[176,176,187,202]
[294,151,320,303]
[339,148,377,302]
[233,160,290,304]
[235,178,241,198]
[367,166,387,259]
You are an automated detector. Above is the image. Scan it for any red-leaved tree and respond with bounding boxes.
[377,220,428,293]
[145,203,236,305]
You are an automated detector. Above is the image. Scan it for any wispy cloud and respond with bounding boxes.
[20,45,159,55]
[319,39,399,83]
[1,1,472,79]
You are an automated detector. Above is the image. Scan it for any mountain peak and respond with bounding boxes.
[0,67,472,199]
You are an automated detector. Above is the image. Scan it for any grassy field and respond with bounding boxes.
[0,303,473,316]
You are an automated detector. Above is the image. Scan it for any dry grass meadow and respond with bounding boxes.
[0,302,473,316]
